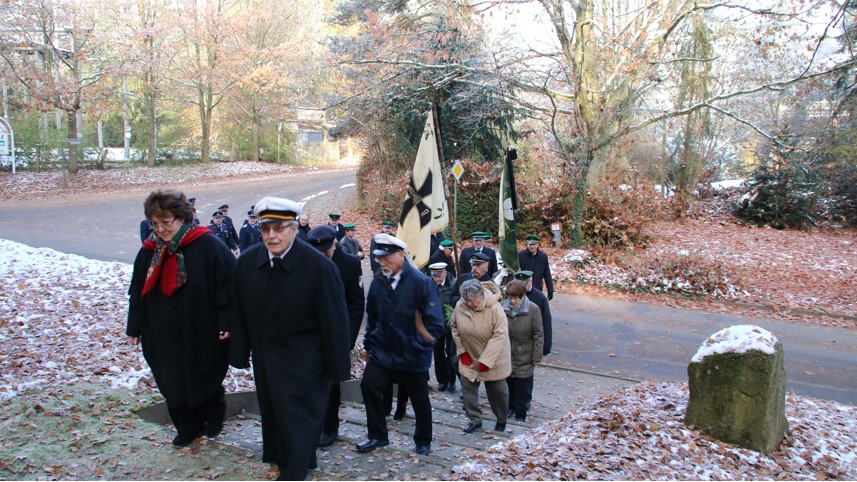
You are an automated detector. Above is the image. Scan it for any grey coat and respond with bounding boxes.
[502,296,544,378]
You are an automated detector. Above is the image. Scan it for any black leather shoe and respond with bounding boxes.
[506,409,515,419]
[515,415,526,422]
[356,438,389,453]
[437,382,449,392]
[447,382,456,392]
[319,431,338,448]
[414,444,430,456]
[494,423,506,432]
[393,407,406,421]
[172,426,206,447]
[463,422,482,433]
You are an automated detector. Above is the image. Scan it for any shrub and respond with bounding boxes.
[732,161,818,229]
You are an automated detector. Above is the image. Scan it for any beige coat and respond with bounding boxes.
[451,286,512,383]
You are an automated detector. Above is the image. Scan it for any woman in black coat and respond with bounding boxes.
[126,189,236,447]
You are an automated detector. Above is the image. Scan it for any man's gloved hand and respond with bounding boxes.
[548,292,554,300]
[478,363,490,373]
[460,352,473,367]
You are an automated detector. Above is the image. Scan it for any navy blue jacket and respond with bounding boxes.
[364,263,445,372]
[238,223,262,251]
[208,222,238,250]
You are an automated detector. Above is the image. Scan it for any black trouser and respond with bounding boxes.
[166,386,225,437]
[323,381,341,435]
[432,333,458,387]
[507,376,534,417]
[361,359,432,446]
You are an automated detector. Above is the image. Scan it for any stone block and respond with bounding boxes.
[685,325,789,453]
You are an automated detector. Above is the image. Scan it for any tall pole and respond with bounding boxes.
[431,102,462,280]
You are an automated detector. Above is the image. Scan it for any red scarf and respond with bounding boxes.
[141,224,210,297]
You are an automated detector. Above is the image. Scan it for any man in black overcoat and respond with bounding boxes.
[230,197,351,481]
[369,220,394,276]
[458,231,498,277]
[427,239,456,277]
[518,235,554,300]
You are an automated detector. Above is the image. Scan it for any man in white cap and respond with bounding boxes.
[428,262,460,392]
[229,196,351,481]
[356,233,445,457]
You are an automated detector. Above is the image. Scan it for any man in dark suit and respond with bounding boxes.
[217,204,240,251]
[518,235,554,300]
[457,231,497,277]
[328,213,346,241]
[230,197,351,481]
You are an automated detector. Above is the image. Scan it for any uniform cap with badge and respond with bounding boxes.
[514,270,534,280]
[247,210,258,218]
[381,220,394,227]
[470,231,486,240]
[469,252,490,265]
[344,223,357,230]
[526,235,541,244]
[428,262,447,275]
[212,210,223,218]
[218,204,229,211]
[307,225,337,252]
[328,213,341,220]
[254,196,301,224]
[372,233,407,256]
[439,239,453,249]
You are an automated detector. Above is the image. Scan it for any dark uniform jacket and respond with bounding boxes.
[458,245,498,277]
[436,274,459,334]
[222,215,239,246]
[230,239,351,481]
[332,246,365,348]
[332,222,346,241]
[238,223,262,252]
[526,286,553,356]
[208,222,238,250]
[297,223,310,242]
[519,248,554,299]
[126,232,235,408]
[364,263,445,372]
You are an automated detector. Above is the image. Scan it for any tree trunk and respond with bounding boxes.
[123,77,131,161]
[67,112,79,174]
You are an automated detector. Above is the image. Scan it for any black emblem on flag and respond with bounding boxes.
[399,172,433,228]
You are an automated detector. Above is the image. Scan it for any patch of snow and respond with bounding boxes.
[711,179,746,190]
[691,325,778,363]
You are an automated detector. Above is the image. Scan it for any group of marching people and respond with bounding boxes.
[126,189,554,481]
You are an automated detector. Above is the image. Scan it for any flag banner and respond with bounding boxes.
[499,148,520,273]
[397,113,450,269]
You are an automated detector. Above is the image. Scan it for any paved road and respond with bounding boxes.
[546,294,857,405]
[0,168,358,264]
[2,168,855,406]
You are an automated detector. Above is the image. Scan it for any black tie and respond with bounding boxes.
[272,257,283,270]
[387,276,395,289]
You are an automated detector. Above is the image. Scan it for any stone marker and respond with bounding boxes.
[685,325,789,453]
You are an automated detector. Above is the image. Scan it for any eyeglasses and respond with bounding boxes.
[151,218,177,230]
[260,223,292,234]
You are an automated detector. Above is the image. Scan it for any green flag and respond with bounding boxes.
[498,149,520,273]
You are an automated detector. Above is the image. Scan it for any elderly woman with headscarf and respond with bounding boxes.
[502,279,544,422]
[127,189,236,447]
[451,279,512,433]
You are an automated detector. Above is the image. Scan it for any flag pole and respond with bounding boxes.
[431,102,462,280]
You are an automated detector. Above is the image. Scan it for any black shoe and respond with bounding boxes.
[356,438,389,453]
[414,444,430,456]
[494,423,506,432]
[515,414,526,422]
[319,431,338,448]
[437,382,449,392]
[447,383,456,393]
[463,422,482,433]
[172,426,206,447]
[393,408,406,421]
[506,409,515,419]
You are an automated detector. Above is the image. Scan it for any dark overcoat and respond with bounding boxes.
[427,249,456,277]
[126,232,234,408]
[518,248,554,298]
[332,246,366,348]
[230,239,351,481]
